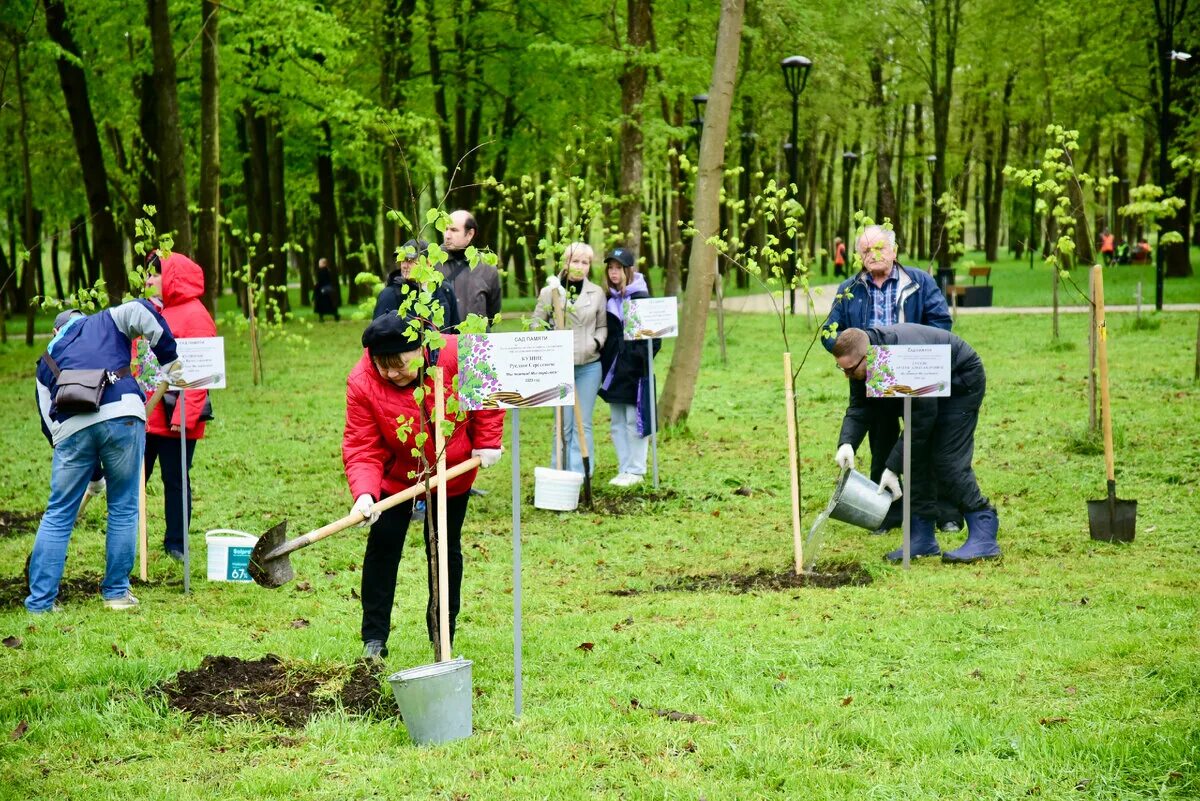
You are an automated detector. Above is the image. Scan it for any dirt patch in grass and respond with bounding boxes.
[529,488,680,516]
[0,510,41,539]
[153,654,392,728]
[641,560,874,594]
[0,566,151,609]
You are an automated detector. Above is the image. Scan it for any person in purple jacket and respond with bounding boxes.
[26,301,182,613]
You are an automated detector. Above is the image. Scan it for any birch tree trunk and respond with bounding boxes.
[658,0,744,426]
[618,0,652,255]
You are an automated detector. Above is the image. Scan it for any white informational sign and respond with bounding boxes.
[172,337,227,389]
[457,331,575,410]
[865,344,951,398]
[623,297,678,340]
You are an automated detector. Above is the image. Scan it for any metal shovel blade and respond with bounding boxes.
[1087,483,1137,543]
[248,521,292,588]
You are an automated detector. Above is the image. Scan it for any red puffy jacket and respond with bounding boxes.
[146,253,217,439]
[343,336,505,500]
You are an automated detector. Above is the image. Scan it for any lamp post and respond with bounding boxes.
[781,55,812,315]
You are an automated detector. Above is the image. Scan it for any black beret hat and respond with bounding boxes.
[398,239,429,261]
[361,312,427,356]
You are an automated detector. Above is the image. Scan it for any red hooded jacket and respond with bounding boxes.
[342,336,505,500]
[146,253,217,439]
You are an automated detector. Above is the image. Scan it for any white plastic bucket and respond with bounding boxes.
[205,529,257,582]
[388,658,473,745]
[533,466,584,511]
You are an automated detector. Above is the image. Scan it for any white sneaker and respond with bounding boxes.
[609,473,630,486]
[623,474,644,486]
[103,591,140,610]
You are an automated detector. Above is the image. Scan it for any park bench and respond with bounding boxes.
[944,265,993,309]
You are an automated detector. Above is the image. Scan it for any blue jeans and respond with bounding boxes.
[26,418,145,612]
[553,360,602,476]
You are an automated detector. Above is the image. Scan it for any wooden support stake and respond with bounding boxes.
[434,367,451,662]
[783,353,802,574]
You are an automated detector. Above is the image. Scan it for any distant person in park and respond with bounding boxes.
[1099,228,1115,266]
[343,312,505,660]
[822,225,956,533]
[833,237,847,277]
[1133,238,1152,264]
[27,301,182,613]
[314,258,340,322]
[598,247,659,487]
[832,324,1000,564]
[532,242,608,476]
[373,239,461,331]
[438,210,501,328]
[143,252,217,562]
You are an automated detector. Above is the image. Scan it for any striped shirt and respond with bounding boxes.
[866,269,901,327]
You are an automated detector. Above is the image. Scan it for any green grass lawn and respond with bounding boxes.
[0,302,1198,798]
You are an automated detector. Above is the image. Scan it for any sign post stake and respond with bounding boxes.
[902,397,911,570]
[511,409,522,717]
[179,391,190,594]
[647,339,659,488]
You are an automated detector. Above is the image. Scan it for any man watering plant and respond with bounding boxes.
[28,301,182,613]
[831,324,1000,564]
[822,225,956,534]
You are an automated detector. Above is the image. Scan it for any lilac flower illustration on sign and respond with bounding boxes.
[458,335,499,410]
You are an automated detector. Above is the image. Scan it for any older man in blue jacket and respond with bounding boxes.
[822,225,954,533]
[27,301,182,613]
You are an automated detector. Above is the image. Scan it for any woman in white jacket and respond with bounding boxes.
[531,243,607,476]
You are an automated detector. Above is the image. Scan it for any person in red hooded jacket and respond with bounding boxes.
[144,252,217,560]
[345,310,505,661]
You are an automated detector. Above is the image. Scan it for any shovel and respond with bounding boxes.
[571,395,593,509]
[1087,265,1137,542]
[249,457,482,588]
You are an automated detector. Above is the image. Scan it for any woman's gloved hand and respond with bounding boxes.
[878,469,902,500]
[472,448,502,469]
[352,494,379,527]
[835,443,855,471]
[86,477,106,496]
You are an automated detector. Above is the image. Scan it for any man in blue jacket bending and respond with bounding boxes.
[821,225,954,533]
[27,301,182,613]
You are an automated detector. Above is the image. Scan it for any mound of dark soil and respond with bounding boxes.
[0,510,41,539]
[649,560,874,594]
[153,654,391,728]
[0,572,100,608]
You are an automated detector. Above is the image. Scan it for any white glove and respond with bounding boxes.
[878,469,902,500]
[86,477,106,496]
[164,359,185,383]
[472,448,502,469]
[352,494,379,527]
[835,443,855,471]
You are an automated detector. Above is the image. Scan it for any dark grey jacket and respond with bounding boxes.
[838,323,985,474]
[438,251,501,327]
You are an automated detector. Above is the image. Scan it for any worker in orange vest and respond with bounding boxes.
[1100,228,1115,266]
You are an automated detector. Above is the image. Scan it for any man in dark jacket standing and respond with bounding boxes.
[438,210,501,329]
[374,239,461,331]
[832,324,1000,564]
[28,300,182,612]
[822,225,955,533]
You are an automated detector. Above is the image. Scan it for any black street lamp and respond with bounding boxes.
[781,55,812,315]
[690,94,708,151]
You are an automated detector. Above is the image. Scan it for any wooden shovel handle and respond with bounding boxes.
[571,394,589,459]
[146,381,170,415]
[264,457,482,561]
[1092,265,1115,483]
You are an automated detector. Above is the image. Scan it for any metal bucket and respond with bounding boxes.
[827,468,894,531]
[387,658,473,746]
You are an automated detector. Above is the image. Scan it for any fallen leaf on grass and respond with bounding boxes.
[1168,771,1183,780]
[320,758,336,766]
[350,588,360,600]
[111,643,126,658]
[654,709,713,724]
[294,582,312,592]
[969,669,984,679]
[733,486,753,497]
[612,617,634,632]
[1074,778,1091,790]
[3,636,22,649]
[1040,716,1069,726]
[711,510,720,518]
[577,642,594,652]
[10,721,28,741]
[291,619,309,629]
[1064,686,1077,695]
[841,696,853,706]
[630,698,640,709]
[324,570,337,577]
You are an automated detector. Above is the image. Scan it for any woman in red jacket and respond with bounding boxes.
[144,252,217,560]
[344,311,505,660]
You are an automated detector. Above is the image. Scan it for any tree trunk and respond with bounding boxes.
[44,0,127,301]
[659,0,744,427]
[197,0,221,313]
[135,72,161,220]
[50,232,65,299]
[381,0,418,256]
[315,122,341,292]
[267,116,290,317]
[147,0,193,256]
[984,72,1014,262]
[925,0,961,272]
[869,59,898,230]
[245,104,274,313]
[913,104,927,261]
[15,44,38,343]
[617,0,652,257]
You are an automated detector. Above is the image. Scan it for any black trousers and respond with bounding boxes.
[870,402,964,528]
[144,434,197,553]
[360,492,469,647]
[909,386,990,520]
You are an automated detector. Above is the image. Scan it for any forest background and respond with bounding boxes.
[0,0,1196,337]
